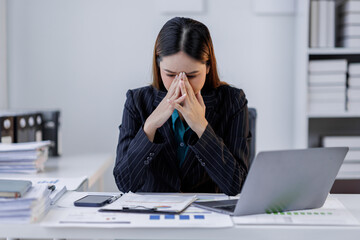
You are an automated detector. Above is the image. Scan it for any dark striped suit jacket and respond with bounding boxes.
[114,85,250,196]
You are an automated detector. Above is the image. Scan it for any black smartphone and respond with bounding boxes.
[74,195,114,207]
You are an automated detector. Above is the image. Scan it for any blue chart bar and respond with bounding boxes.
[165,215,175,219]
[179,215,190,220]
[149,215,160,220]
[149,215,205,220]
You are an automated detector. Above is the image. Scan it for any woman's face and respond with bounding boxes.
[159,51,209,94]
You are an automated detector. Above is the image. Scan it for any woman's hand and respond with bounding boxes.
[144,74,187,142]
[171,72,208,138]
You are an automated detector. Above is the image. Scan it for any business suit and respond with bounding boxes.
[114,85,250,196]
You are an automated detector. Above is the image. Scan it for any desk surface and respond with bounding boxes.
[0,153,113,189]
[0,194,359,240]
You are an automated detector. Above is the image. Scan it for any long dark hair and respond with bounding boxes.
[152,17,225,90]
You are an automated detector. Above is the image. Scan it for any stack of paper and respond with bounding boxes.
[338,0,360,47]
[308,59,347,113]
[0,141,51,173]
[309,0,336,48]
[323,136,360,163]
[347,63,360,112]
[0,184,51,223]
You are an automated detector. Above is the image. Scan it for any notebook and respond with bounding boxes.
[0,179,32,198]
[192,147,348,216]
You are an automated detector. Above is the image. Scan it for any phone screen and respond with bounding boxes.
[74,195,113,207]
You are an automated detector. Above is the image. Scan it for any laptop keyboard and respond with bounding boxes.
[214,204,236,212]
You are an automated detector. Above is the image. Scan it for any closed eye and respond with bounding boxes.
[166,74,196,79]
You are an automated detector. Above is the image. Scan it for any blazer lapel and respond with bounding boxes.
[153,89,179,173]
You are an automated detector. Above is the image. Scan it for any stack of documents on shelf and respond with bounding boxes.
[0,183,51,223]
[309,0,336,48]
[347,63,360,112]
[233,195,359,226]
[0,141,51,173]
[308,59,347,113]
[323,136,360,163]
[338,0,360,48]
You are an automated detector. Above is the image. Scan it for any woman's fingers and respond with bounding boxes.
[179,78,187,97]
[174,93,187,104]
[181,73,196,100]
[171,80,181,100]
[173,102,184,115]
[169,78,183,102]
[167,75,179,96]
[195,91,205,107]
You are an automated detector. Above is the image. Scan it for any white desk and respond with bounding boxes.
[0,153,113,191]
[0,194,359,240]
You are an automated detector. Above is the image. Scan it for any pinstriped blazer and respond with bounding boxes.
[114,85,250,196]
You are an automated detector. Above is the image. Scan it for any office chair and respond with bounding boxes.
[248,108,257,167]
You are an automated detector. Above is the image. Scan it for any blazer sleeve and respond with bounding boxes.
[187,90,250,196]
[113,90,166,193]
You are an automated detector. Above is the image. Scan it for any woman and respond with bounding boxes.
[114,17,250,196]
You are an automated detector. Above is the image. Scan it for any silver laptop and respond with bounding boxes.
[193,147,348,216]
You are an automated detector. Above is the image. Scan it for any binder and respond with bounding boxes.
[1,109,61,156]
[35,112,43,142]
[0,114,15,143]
[26,112,37,142]
[41,110,61,156]
[14,113,30,143]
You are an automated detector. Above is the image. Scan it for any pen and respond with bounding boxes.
[47,184,56,192]
[122,206,158,211]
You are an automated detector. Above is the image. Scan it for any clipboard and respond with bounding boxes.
[99,192,197,214]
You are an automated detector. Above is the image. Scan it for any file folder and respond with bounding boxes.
[0,114,15,143]
[14,113,30,143]
[23,111,43,142]
[42,110,61,156]
[26,112,37,142]
[35,112,43,142]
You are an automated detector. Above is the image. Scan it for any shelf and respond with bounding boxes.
[336,163,360,180]
[307,112,360,118]
[308,48,360,55]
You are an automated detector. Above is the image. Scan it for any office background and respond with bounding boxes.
[0,0,296,191]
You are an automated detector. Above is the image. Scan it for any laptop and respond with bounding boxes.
[193,147,348,216]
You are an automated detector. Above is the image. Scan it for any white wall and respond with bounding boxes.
[0,0,7,109]
[6,0,296,190]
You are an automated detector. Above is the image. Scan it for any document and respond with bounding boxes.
[232,195,360,226]
[100,192,197,214]
[42,205,233,228]
[41,191,233,228]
